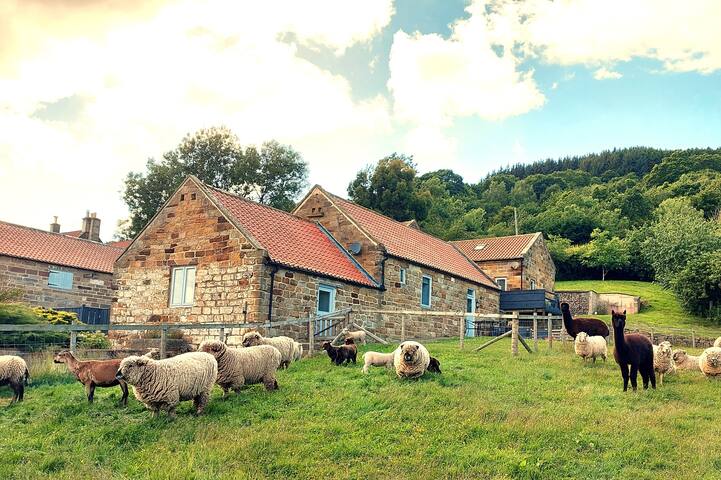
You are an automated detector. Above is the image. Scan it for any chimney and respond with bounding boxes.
[81,211,102,242]
[50,216,61,233]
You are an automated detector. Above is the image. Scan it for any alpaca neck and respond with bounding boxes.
[562,309,575,335]
[613,325,627,352]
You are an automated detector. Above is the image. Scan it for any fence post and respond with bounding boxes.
[401,316,406,342]
[533,311,538,352]
[459,314,465,350]
[547,313,553,350]
[160,326,167,359]
[70,330,77,354]
[691,330,696,348]
[609,323,614,346]
[219,327,225,342]
[308,314,314,355]
[511,312,519,357]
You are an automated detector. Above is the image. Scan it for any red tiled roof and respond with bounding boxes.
[61,230,82,238]
[108,240,132,249]
[319,189,498,289]
[0,221,123,273]
[451,233,540,262]
[204,186,378,288]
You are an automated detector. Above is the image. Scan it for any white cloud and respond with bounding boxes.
[0,0,394,239]
[489,0,721,74]
[593,67,622,80]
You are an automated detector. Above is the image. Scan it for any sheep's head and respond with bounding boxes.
[322,341,332,351]
[241,331,263,347]
[576,332,589,344]
[657,342,672,358]
[611,310,626,329]
[400,342,420,363]
[143,348,160,359]
[199,340,226,357]
[707,349,721,368]
[53,350,73,364]
[116,355,151,384]
[672,350,688,363]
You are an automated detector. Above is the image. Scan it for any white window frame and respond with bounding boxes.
[420,275,432,308]
[48,268,73,290]
[169,266,196,307]
[495,277,507,291]
[530,279,537,290]
[399,268,407,285]
[317,284,336,315]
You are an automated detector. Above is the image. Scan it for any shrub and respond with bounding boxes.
[0,304,75,351]
[78,332,112,349]
[673,251,721,321]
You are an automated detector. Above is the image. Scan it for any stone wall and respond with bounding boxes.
[522,236,556,291]
[558,290,640,315]
[0,255,114,308]
[475,259,523,290]
[557,291,596,315]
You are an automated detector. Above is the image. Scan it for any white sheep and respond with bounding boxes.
[653,341,676,386]
[573,332,607,363]
[714,337,721,348]
[672,349,701,372]
[116,352,217,418]
[241,331,295,369]
[292,342,303,361]
[393,341,430,379]
[341,328,366,345]
[199,340,280,394]
[362,351,396,373]
[0,355,29,404]
[699,347,721,378]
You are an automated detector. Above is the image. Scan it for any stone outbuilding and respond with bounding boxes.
[0,221,122,309]
[452,233,556,292]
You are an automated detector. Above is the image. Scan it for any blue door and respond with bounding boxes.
[465,289,476,337]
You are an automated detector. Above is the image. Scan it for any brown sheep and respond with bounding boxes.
[54,351,129,406]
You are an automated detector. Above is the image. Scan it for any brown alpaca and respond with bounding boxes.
[54,351,129,405]
[561,303,610,338]
[611,311,655,392]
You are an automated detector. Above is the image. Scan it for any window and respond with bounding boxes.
[495,277,507,291]
[421,275,432,308]
[399,268,407,285]
[530,279,537,290]
[170,266,196,307]
[48,268,73,290]
[317,285,336,315]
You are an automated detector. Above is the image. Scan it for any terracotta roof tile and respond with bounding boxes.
[451,233,539,262]
[0,221,123,273]
[108,240,132,249]
[321,190,498,289]
[205,186,378,288]
[61,230,82,238]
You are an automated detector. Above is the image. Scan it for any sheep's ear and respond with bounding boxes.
[136,356,149,366]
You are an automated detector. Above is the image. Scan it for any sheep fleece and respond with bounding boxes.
[699,347,721,377]
[574,332,607,361]
[0,355,27,385]
[121,352,217,411]
[672,350,700,372]
[362,351,395,373]
[714,337,721,348]
[394,342,430,379]
[200,342,280,391]
[242,333,295,365]
[653,342,675,375]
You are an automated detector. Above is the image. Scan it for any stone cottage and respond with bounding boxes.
[111,177,500,344]
[0,221,122,309]
[452,233,556,292]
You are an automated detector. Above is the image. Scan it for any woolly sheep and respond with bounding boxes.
[199,340,280,394]
[653,341,676,386]
[116,352,217,418]
[362,350,395,373]
[573,332,607,363]
[672,349,701,372]
[292,342,303,362]
[393,341,430,379]
[699,347,721,378]
[714,337,721,348]
[0,355,29,404]
[241,331,295,369]
[341,328,366,345]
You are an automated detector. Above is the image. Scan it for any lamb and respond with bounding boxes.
[714,337,721,348]
[361,350,395,373]
[672,349,701,372]
[322,341,357,365]
[341,328,366,345]
[611,310,655,391]
[573,332,608,363]
[198,340,280,394]
[292,342,303,362]
[393,341,431,379]
[427,357,442,374]
[54,351,128,406]
[653,341,676,386]
[0,355,29,405]
[115,351,217,418]
[698,347,721,378]
[241,331,295,369]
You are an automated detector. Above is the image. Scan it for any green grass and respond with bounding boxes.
[556,280,721,337]
[2,339,721,479]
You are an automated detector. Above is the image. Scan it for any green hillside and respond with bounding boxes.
[2,338,720,479]
[556,280,721,337]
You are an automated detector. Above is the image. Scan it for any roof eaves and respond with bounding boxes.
[316,222,381,288]
[519,232,542,257]
[449,243,500,290]
[0,252,114,274]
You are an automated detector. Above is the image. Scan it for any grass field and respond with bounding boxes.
[556,280,721,337]
[2,339,720,480]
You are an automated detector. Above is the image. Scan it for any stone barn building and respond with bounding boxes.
[452,233,556,292]
[0,221,122,309]
[111,177,500,344]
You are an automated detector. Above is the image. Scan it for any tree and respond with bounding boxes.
[581,229,630,281]
[121,127,308,237]
[673,251,721,320]
[347,154,429,221]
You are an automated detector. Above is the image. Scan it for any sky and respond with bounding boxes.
[1,0,721,240]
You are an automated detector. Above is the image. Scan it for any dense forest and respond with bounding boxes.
[348,147,721,320]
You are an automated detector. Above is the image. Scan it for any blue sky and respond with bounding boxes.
[1,0,720,238]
